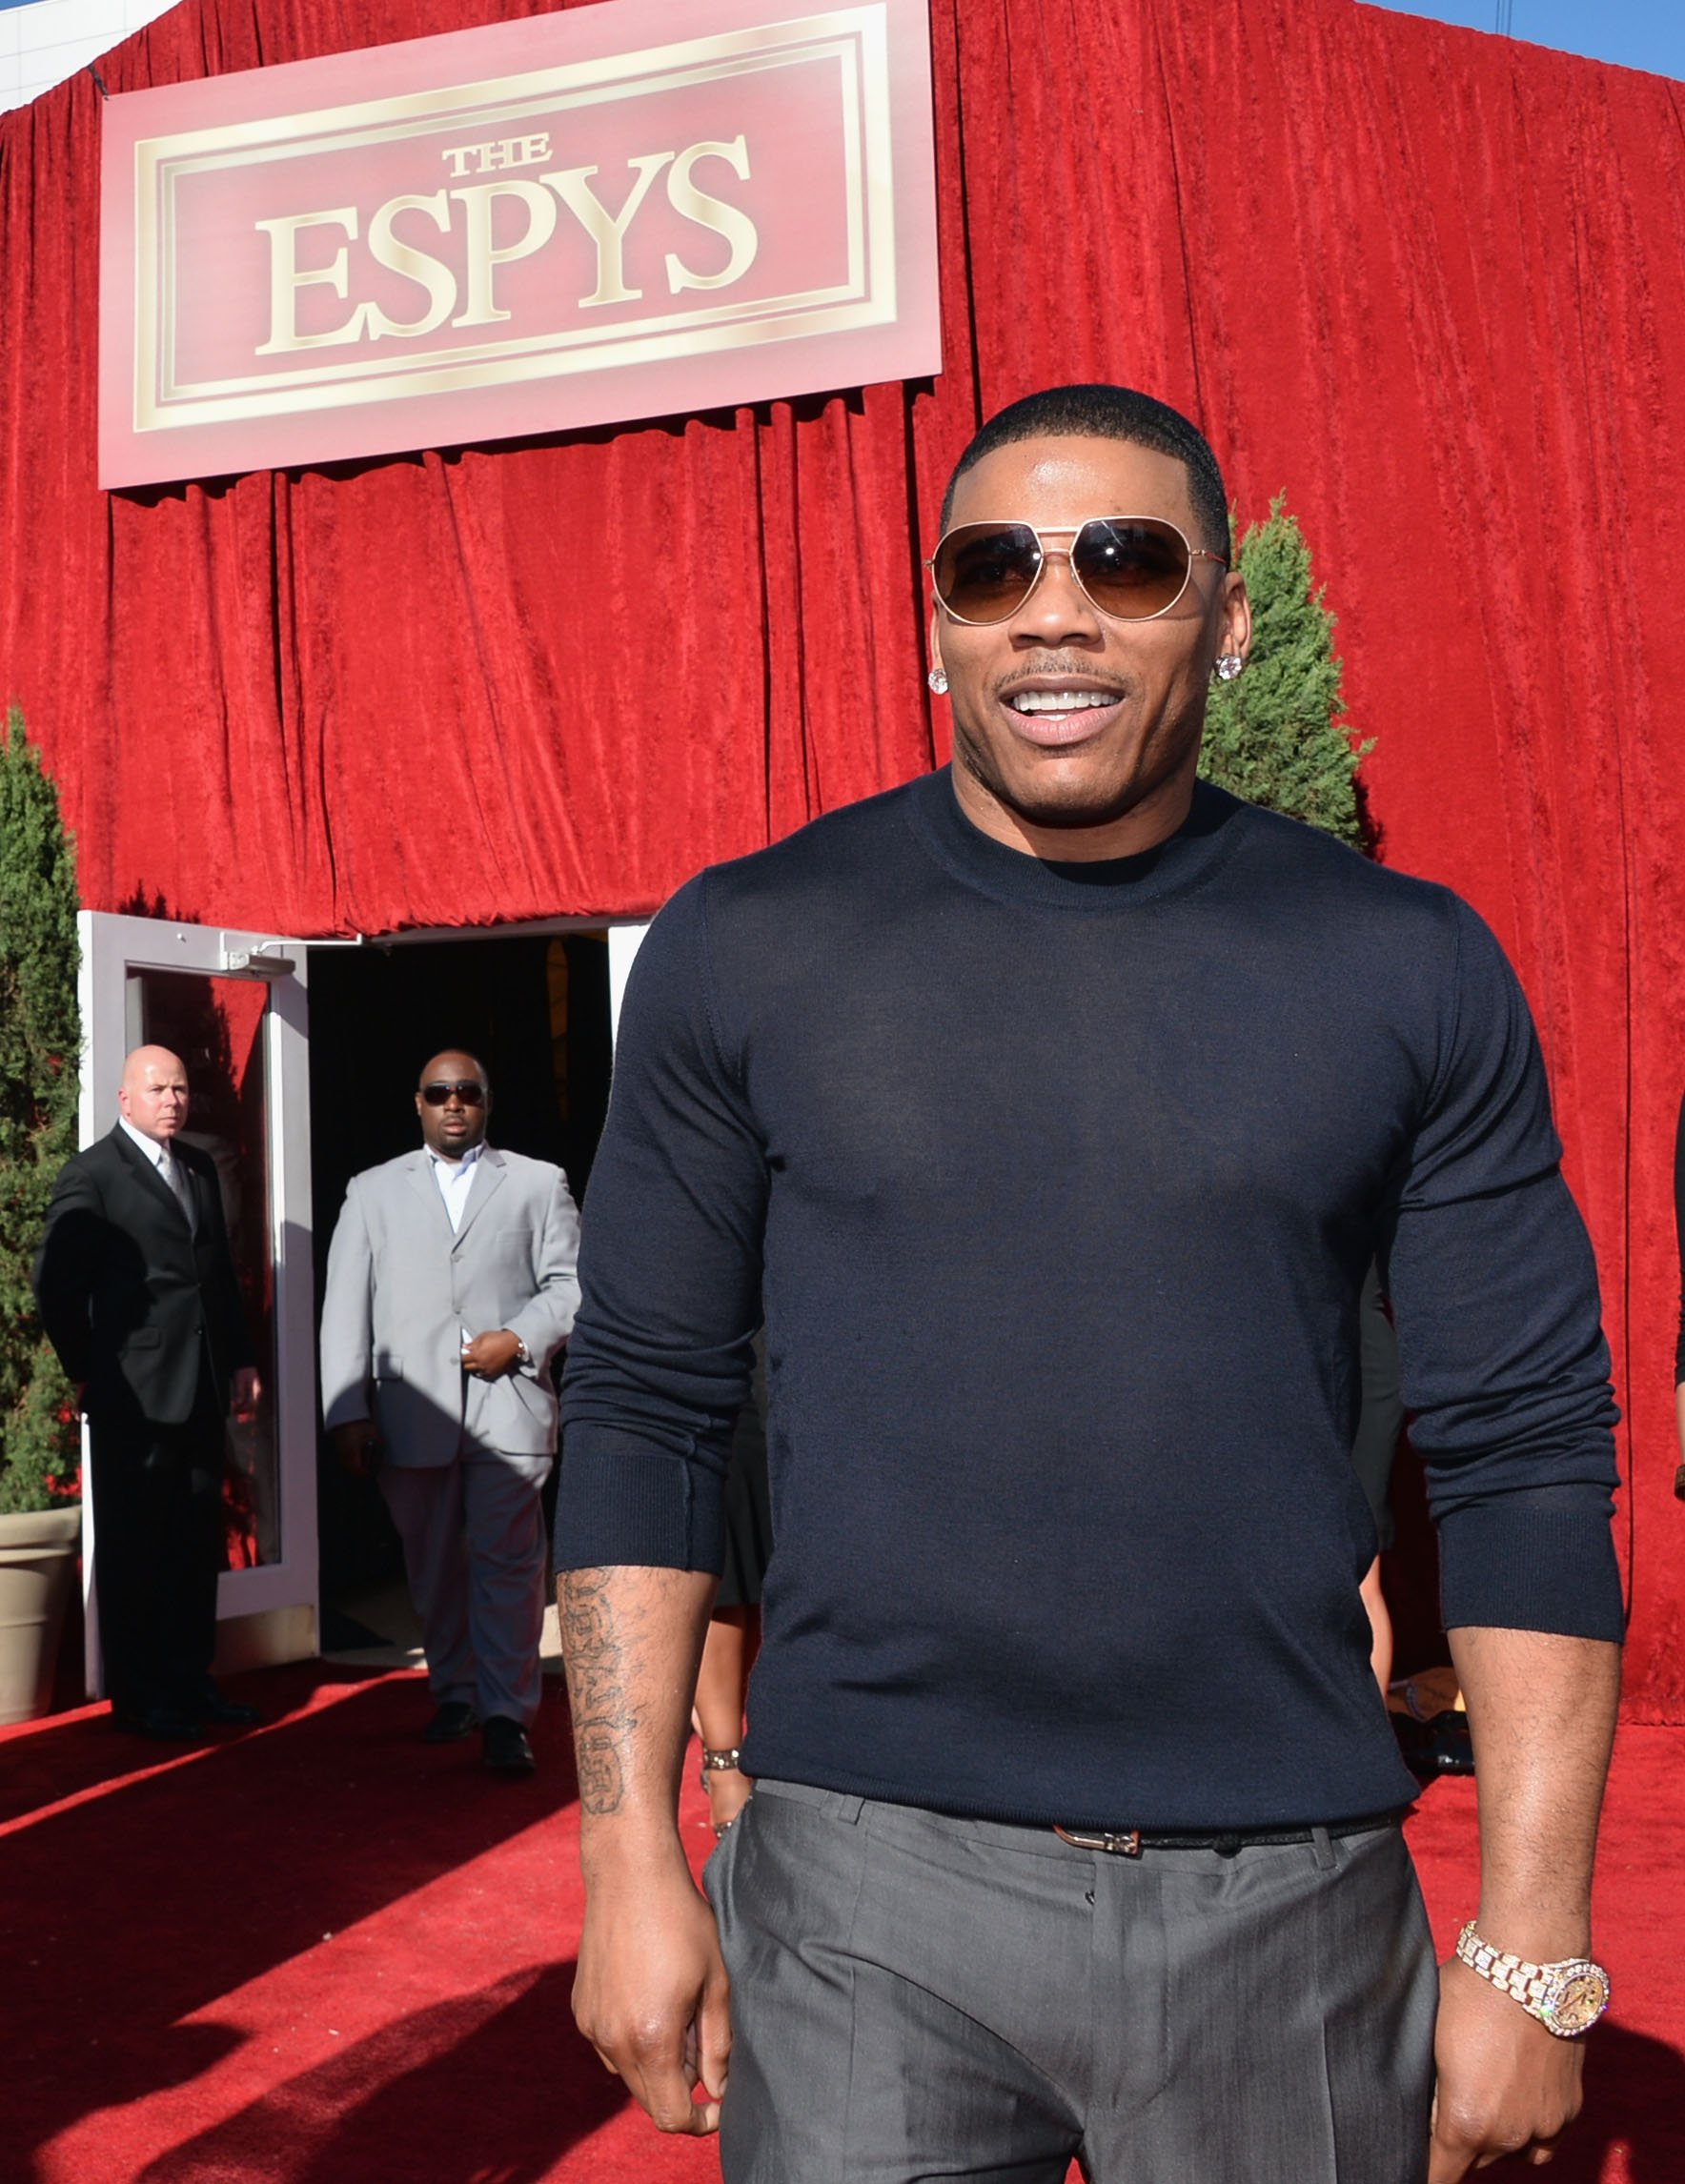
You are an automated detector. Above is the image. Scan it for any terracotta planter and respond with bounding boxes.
[0,1506,82,1726]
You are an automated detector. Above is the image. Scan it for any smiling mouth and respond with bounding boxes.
[1005,688,1122,716]
[996,686,1127,748]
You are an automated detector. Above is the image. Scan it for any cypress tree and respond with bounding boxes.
[1200,496,1371,847]
[0,709,82,1510]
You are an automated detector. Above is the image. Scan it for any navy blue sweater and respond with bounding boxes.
[557,770,1621,1830]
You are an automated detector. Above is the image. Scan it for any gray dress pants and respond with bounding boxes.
[705,1779,1438,2184]
[378,1450,551,1725]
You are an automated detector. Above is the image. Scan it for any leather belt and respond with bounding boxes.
[1051,1810,1405,1859]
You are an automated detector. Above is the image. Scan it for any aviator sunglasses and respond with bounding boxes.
[927,516,1228,626]
[421,1080,487,1106]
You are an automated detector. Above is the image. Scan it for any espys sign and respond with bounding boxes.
[98,0,939,487]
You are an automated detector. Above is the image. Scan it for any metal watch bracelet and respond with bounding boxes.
[1454,1920,1611,2037]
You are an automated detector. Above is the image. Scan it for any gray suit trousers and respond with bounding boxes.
[705,1778,1437,2184]
[379,1451,550,1726]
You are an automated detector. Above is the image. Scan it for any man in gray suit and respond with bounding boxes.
[321,1050,580,1775]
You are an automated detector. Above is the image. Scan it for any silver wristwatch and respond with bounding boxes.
[1454,1921,1610,2037]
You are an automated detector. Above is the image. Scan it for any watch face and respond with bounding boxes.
[1548,1968,1610,2035]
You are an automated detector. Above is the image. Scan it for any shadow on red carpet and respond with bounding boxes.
[130,1963,627,2183]
[2,1662,691,2183]
[1544,2022,1685,2184]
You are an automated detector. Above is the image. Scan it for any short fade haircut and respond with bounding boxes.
[416,1050,489,1088]
[939,385,1230,557]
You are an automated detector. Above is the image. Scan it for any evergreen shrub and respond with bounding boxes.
[1199,497,1371,847]
[0,709,82,1511]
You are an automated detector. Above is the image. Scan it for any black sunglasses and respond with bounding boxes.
[421,1080,487,1106]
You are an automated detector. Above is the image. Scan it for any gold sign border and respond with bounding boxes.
[134,7,895,433]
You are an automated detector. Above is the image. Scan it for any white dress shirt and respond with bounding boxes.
[120,1115,193,1223]
[429,1140,482,1234]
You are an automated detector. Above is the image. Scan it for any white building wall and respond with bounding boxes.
[0,0,179,116]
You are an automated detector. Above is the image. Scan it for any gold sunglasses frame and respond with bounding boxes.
[925,516,1228,626]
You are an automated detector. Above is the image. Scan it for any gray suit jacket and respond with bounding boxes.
[319,1144,580,1466]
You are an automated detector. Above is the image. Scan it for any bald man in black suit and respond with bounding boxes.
[35,1045,261,1739]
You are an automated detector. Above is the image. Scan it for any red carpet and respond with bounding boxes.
[3,1667,1680,2183]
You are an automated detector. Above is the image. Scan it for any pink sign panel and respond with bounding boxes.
[99,0,939,487]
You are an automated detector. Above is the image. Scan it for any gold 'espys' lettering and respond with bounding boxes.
[254,135,760,354]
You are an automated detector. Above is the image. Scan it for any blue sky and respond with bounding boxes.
[1361,0,1685,79]
[2,0,1677,74]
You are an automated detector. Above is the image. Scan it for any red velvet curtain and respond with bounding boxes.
[3,0,1684,1714]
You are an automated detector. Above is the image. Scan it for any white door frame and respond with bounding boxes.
[77,912,318,1690]
[607,922,649,1042]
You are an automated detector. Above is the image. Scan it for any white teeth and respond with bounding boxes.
[1007,689,1117,714]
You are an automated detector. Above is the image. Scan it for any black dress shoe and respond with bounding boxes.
[482,1715,537,1776]
[112,1704,203,1742]
[422,1699,480,1745]
[198,1685,263,1727]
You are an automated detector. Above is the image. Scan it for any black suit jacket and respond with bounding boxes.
[33,1126,254,1430]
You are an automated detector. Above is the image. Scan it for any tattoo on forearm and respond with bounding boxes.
[576,1723,625,1813]
[559,1567,639,1816]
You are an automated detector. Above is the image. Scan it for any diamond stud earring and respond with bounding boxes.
[1214,654,1245,683]
[927,667,949,696]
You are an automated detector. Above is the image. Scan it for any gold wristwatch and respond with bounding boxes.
[1454,1921,1610,2037]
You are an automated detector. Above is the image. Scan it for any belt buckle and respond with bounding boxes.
[1053,1824,1143,1857]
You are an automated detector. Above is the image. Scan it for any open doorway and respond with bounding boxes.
[305,930,613,1651]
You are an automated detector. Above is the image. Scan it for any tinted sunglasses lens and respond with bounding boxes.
[1072,519,1192,617]
[422,1081,485,1106]
[933,524,1043,622]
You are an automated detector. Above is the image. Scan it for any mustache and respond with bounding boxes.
[993,657,1131,698]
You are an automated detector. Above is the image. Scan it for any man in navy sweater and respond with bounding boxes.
[556,387,1622,2183]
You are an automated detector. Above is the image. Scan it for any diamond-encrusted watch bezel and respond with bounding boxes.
[1455,1921,1609,2038]
[1538,1964,1611,2036]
